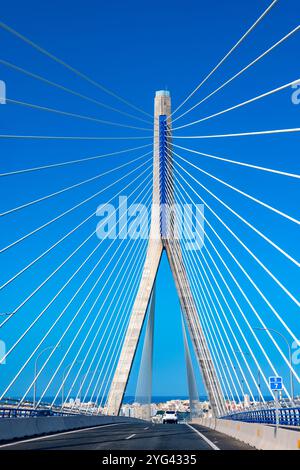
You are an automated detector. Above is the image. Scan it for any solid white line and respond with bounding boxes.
[186,424,220,451]
[0,423,121,449]
[126,433,136,440]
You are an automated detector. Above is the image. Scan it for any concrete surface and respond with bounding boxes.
[192,417,300,450]
[0,414,143,442]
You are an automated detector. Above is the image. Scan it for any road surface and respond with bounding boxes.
[0,422,253,450]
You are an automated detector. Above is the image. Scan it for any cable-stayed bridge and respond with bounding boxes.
[0,0,299,450]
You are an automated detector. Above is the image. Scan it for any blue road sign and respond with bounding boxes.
[269,376,283,390]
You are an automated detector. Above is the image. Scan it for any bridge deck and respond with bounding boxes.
[0,422,253,451]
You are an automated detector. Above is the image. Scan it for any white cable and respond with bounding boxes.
[174,165,300,387]
[0,164,151,335]
[1,176,140,294]
[183,247,240,403]
[31,187,152,408]
[103,211,166,414]
[171,0,279,116]
[0,154,151,255]
[163,220,225,414]
[6,98,151,132]
[175,153,299,225]
[173,144,300,179]
[171,152,299,267]
[80,194,153,412]
[0,172,151,398]
[1,151,152,216]
[1,237,113,398]
[0,134,152,140]
[166,166,262,402]
[96,309,133,413]
[174,156,300,306]
[0,158,152,320]
[173,169,291,399]
[48,187,152,408]
[73,212,150,412]
[0,144,151,177]
[97,228,162,414]
[173,128,300,139]
[164,171,237,403]
[165,168,245,403]
[173,79,300,131]
[0,59,152,125]
[71,180,155,409]
[0,20,152,118]
[163,155,225,415]
[173,25,300,123]
[166,160,256,404]
[75,240,148,411]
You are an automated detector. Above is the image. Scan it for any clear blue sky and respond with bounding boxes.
[0,0,299,401]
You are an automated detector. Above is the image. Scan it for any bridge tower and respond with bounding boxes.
[106,91,225,417]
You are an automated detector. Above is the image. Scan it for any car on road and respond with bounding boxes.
[162,410,178,424]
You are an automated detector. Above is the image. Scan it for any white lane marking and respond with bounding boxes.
[0,423,122,449]
[186,424,220,451]
[126,433,136,440]
[144,427,149,430]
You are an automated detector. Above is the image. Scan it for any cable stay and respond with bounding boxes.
[0,150,152,217]
[0,177,152,398]
[0,59,152,125]
[173,144,300,179]
[0,143,152,178]
[0,161,152,336]
[172,79,300,131]
[19,187,152,408]
[172,162,300,357]
[173,128,300,139]
[171,168,298,397]
[0,154,151,255]
[173,156,300,306]
[0,134,152,140]
[0,20,151,118]
[164,167,266,402]
[171,0,279,116]
[173,25,300,123]
[52,209,150,411]
[174,153,300,225]
[6,98,152,131]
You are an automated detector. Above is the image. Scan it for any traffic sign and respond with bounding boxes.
[269,376,283,390]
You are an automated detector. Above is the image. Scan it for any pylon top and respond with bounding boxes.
[155,90,170,97]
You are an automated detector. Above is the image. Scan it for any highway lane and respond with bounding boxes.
[0,422,253,450]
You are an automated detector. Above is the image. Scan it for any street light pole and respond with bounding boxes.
[234,350,263,406]
[255,327,294,402]
[33,345,58,408]
[62,360,83,407]
[257,370,262,404]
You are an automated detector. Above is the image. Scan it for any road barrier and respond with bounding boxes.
[192,417,300,450]
[0,415,143,442]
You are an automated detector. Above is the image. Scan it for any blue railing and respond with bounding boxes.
[223,407,300,427]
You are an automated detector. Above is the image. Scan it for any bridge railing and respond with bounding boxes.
[0,406,82,418]
[222,407,300,427]
[0,397,98,418]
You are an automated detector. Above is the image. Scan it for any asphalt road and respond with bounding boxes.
[0,422,253,450]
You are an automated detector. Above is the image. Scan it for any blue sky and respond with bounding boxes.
[0,0,299,402]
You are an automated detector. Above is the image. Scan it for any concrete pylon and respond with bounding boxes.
[106,91,225,417]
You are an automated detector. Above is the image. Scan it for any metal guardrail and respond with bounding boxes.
[222,407,300,427]
[0,397,96,418]
[0,406,78,418]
